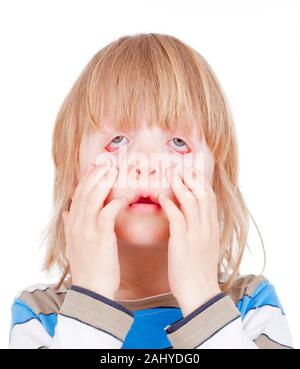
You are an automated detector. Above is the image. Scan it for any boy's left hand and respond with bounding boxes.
[158,163,222,317]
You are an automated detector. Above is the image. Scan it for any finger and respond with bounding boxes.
[72,161,111,202]
[157,194,187,249]
[193,167,218,223]
[71,163,95,201]
[82,166,121,233]
[69,163,112,227]
[183,167,217,224]
[181,166,206,200]
[97,197,128,233]
[166,164,201,234]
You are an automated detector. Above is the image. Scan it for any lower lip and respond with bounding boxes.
[128,203,161,214]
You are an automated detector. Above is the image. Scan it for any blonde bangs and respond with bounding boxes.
[80,34,214,141]
[41,33,265,292]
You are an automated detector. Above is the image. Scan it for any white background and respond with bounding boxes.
[0,0,299,348]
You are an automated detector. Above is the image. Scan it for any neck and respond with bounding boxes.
[116,240,170,300]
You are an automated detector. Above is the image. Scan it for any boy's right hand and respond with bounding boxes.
[62,160,128,300]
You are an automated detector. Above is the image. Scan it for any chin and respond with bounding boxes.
[114,213,169,248]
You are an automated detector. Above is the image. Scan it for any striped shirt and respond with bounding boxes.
[9,273,293,349]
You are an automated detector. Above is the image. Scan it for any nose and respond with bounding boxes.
[135,167,156,176]
[127,151,161,186]
[126,132,161,180]
[133,162,158,180]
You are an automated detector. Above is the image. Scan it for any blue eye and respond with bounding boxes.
[106,135,129,152]
[168,137,191,154]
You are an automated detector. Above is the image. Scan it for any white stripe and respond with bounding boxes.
[195,317,258,349]
[194,306,293,349]
[9,314,125,349]
[50,314,123,349]
[242,305,293,347]
[9,319,52,349]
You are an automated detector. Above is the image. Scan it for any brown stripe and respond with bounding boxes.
[64,277,180,310]
[254,334,292,349]
[167,295,241,349]
[60,289,134,341]
[227,274,267,304]
[116,293,180,311]
[19,288,66,315]
[21,273,266,317]
[19,283,179,314]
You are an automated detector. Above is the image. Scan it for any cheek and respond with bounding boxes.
[205,156,215,185]
[79,131,116,176]
[191,147,215,184]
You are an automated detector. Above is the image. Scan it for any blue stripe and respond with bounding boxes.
[122,307,183,349]
[38,313,57,337]
[11,299,57,337]
[236,280,284,319]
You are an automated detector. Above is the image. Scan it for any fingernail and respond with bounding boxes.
[110,165,118,172]
[98,159,111,167]
[104,158,112,166]
[85,164,94,174]
[95,155,112,166]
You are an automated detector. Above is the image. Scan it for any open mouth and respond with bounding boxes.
[134,196,156,204]
[128,194,161,214]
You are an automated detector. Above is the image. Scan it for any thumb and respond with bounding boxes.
[97,197,128,231]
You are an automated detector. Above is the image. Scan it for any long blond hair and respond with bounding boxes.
[40,33,265,293]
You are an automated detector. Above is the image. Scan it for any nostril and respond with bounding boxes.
[135,168,156,175]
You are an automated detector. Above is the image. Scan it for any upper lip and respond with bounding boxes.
[129,191,160,205]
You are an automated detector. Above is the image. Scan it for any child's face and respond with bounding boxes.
[79,111,215,248]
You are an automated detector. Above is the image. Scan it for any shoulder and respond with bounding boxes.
[225,273,285,317]
[10,279,71,337]
[226,273,268,303]
[12,280,70,317]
